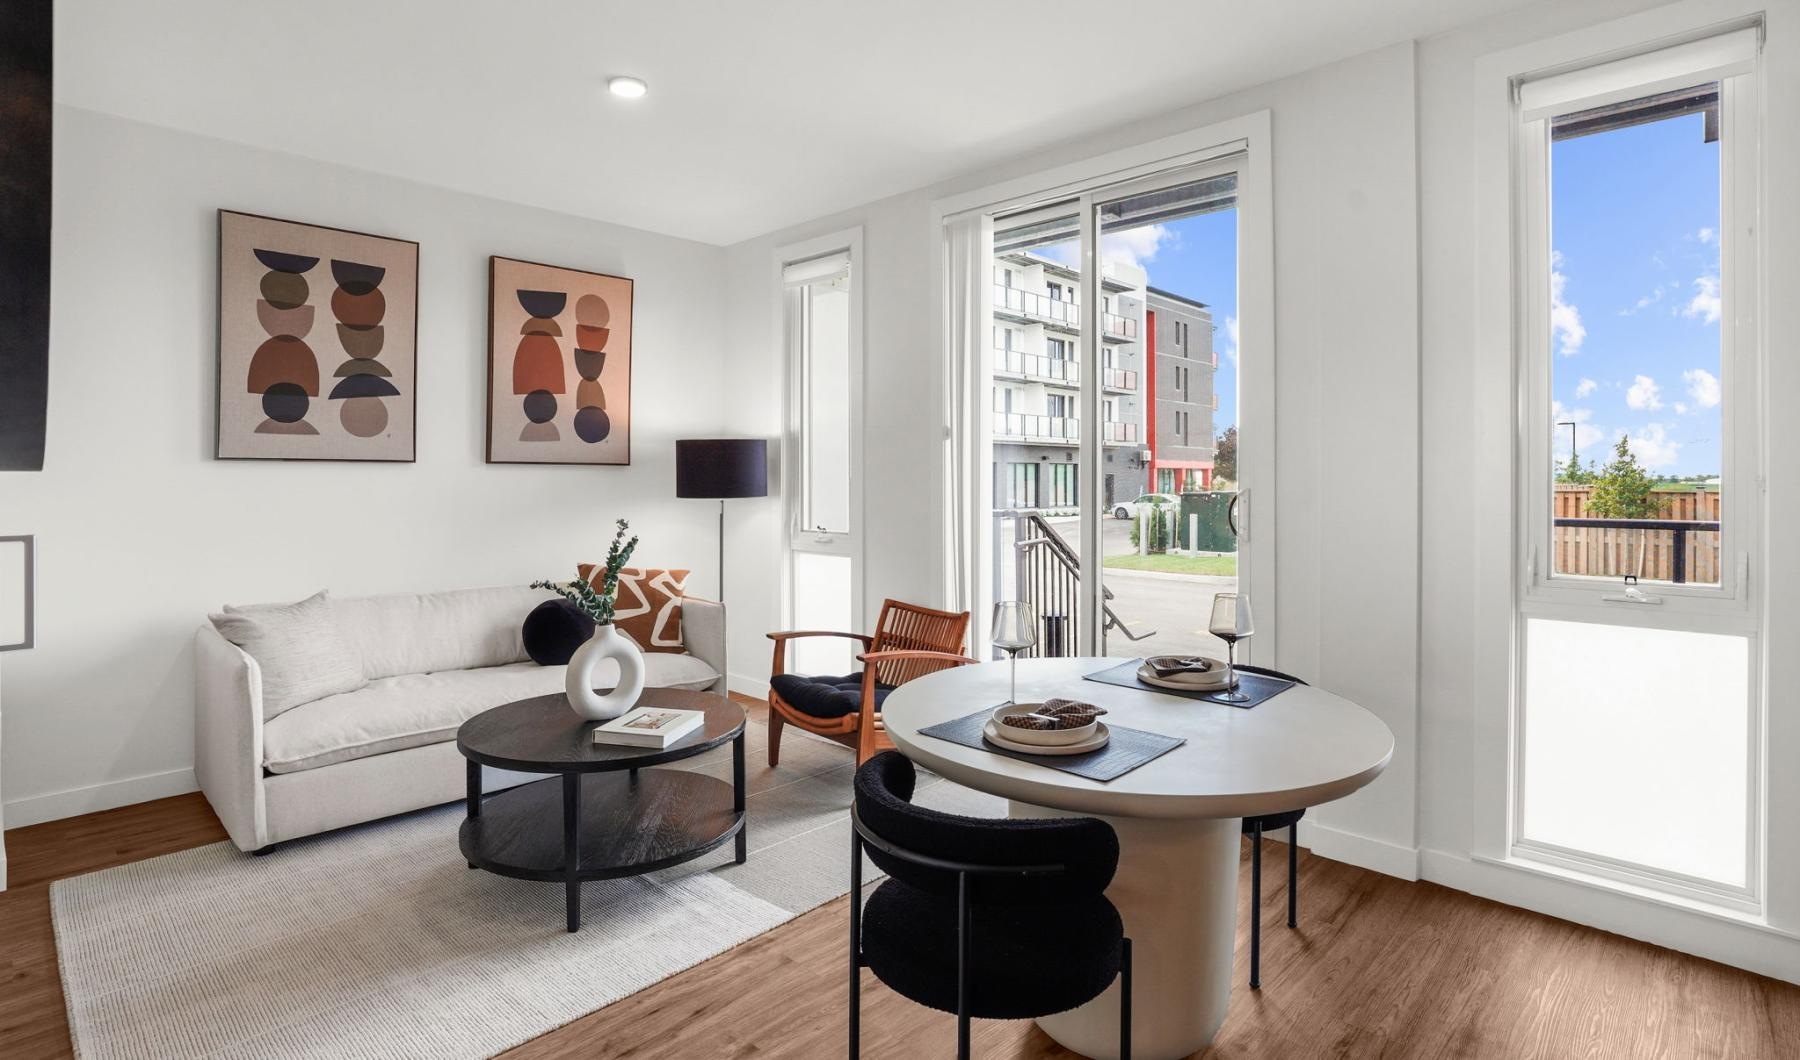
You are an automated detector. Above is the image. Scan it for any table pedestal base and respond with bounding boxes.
[1010,802,1240,1060]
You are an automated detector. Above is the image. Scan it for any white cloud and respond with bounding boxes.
[1625,375,1663,411]
[1550,251,1585,356]
[1673,402,1689,415]
[1681,274,1721,324]
[1682,367,1720,408]
[1219,314,1239,366]
[1574,377,1598,398]
[1697,227,1716,244]
[1099,224,1173,270]
[1621,284,1667,315]
[1622,423,1679,469]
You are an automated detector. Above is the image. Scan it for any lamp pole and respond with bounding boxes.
[1557,421,1577,472]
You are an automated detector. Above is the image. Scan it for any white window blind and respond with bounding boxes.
[783,250,851,287]
[1518,27,1758,121]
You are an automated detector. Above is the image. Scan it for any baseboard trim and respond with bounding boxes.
[3,767,197,828]
[1304,821,1421,881]
[728,672,770,699]
[1420,848,1800,987]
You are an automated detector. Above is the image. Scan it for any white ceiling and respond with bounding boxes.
[57,0,1532,246]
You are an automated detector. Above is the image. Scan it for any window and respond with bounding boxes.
[782,230,863,673]
[1047,393,1071,419]
[1047,337,1070,361]
[1046,281,1064,302]
[1510,29,1762,904]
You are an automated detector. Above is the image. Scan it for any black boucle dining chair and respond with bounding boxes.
[848,751,1133,1059]
[1236,663,1310,990]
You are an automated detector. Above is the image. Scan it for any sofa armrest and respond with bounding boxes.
[194,624,268,852]
[682,596,727,692]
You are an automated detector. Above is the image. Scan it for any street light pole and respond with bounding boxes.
[1557,421,1577,471]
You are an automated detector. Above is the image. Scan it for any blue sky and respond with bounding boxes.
[1549,111,1722,477]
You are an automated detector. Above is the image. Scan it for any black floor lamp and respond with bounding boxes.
[676,439,769,690]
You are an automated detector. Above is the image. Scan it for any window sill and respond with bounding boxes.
[1473,850,1791,937]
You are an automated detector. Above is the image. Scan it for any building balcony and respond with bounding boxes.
[1102,312,1138,341]
[994,412,1078,445]
[994,284,1080,330]
[992,413,1140,446]
[995,349,1079,388]
[1101,367,1139,393]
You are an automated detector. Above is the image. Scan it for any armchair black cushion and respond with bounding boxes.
[769,672,894,720]
[862,880,1123,1020]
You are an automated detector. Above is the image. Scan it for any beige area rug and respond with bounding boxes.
[52,718,1002,1059]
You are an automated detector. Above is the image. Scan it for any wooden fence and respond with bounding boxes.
[1552,485,1721,584]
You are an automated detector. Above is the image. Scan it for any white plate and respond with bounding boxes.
[991,703,1100,746]
[983,719,1111,756]
[1136,662,1233,692]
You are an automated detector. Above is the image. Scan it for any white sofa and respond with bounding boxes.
[195,585,726,852]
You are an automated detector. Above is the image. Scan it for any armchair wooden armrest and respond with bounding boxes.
[768,629,875,677]
[851,649,977,762]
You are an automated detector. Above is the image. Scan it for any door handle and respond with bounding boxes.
[1228,490,1243,539]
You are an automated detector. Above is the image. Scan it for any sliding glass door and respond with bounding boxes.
[981,155,1258,663]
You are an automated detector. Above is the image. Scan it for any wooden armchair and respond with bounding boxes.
[766,599,975,766]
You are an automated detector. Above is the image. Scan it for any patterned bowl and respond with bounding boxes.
[992,703,1100,746]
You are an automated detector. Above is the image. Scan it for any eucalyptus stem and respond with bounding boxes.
[533,518,638,626]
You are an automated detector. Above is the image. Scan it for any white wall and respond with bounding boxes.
[722,43,1425,877]
[0,106,728,825]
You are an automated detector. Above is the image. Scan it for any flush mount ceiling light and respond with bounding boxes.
[607,76,648,99]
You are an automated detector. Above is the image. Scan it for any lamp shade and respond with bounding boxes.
[675,438,768,499]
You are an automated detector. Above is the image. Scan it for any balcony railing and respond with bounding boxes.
[1101,367,1139,392]
[992,413,1140,445]
[1101,312,1139,340]
[994,284,1080,329]
[994,412,1077,443]
[1552,517,1721,584]
[995,349,1079,387]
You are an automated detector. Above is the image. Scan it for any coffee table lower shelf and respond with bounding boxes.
[460,770,744,931]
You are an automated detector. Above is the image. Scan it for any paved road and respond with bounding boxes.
[998,514,1240,661]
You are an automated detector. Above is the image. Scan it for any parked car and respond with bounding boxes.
[1111,493,1177,520]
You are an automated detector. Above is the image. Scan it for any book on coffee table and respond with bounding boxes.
[592,706,705,748]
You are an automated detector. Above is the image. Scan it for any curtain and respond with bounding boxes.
[942,211,994,623]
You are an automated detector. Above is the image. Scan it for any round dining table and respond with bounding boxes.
[881,657,1394,1060]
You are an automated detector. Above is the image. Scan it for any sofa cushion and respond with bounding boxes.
[262,654,722,774]
[521,599,595,666]
[332,585,555,681]
[210,591,367,721]
[575,565,691,652]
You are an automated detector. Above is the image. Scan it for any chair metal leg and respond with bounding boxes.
[1119,937,1133,1060]
[956,871,971,1060]
[1288,821,1299,929]
[1250,819,1262,990]
[849,829,862,1059]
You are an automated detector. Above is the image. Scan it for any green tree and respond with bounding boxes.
[1212,425,1237,486]
[1556,453,1596,484]
[1587,436,1658,518]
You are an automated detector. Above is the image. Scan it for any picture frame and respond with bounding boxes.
[216,210,420,461]
[0,534,35,652]
[485,255,633,466]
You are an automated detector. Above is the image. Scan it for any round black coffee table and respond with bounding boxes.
[456,688,746,932]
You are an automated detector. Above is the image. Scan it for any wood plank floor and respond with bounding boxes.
[3,697,1795,1058]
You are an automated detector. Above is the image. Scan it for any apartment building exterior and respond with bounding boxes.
[1144,287,1218,492]
[991,250,1148,512]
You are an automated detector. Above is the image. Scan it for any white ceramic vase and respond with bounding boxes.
[565,623,645,721]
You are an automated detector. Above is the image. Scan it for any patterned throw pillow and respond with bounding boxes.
[574,565,692,653]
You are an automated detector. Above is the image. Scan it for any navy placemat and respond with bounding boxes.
[916,706,1185,782]
[1083,658,1294,709]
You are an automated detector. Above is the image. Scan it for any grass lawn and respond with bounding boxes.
[1104,553,1238,576]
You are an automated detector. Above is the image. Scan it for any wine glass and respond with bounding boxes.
[991,602,1038,705]
[1208,593,1255,703]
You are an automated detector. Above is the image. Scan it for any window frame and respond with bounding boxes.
[778,227,866,627]
[1506,27,1766,909]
